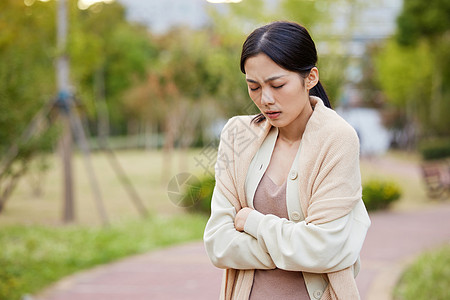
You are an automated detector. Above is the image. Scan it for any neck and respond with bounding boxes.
[277,102,314,144]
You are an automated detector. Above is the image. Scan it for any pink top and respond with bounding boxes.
[249,173,310,300]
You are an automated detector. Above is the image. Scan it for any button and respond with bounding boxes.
[289,170,298,180]
[313,290,323,299]
[259,163,263,170]
[291,211,302,221]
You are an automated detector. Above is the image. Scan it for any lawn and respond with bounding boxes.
[394,244,450,300]
[1,149,210,226]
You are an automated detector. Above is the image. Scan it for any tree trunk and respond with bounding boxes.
[60,116,75,223]
[161,116,177,185]
[96,66,110,146]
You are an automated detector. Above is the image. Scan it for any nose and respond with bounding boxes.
[261,89,275,106]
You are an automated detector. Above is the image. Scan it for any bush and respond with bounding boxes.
[419,139,450,161]
[394,244,450,300]
[363,179,402,211]
[186,176,215,215]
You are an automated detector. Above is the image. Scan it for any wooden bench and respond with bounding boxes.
[421,159,450,199]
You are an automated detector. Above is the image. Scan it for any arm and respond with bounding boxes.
[243,200,370,273]
[203,187,276,270]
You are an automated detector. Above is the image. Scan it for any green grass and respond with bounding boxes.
[1,149,206,226]
[0,213,207,300]
[394,244,450,300]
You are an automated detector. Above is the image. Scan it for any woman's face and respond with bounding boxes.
[244,53,315,129]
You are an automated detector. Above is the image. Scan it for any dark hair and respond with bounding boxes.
[240,21,331,123]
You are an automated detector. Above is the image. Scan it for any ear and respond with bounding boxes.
[306,67,319,90]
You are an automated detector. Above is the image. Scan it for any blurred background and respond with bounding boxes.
[0,0,449,299]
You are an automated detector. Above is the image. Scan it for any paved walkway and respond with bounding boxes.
[34,203,450,300]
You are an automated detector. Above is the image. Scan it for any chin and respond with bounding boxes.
[267,119,285,128]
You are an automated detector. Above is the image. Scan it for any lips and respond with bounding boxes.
[265,111,281,119]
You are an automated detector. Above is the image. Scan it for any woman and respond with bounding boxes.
[204,21,370,300]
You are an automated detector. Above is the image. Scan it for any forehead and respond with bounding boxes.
[244,53,292,81]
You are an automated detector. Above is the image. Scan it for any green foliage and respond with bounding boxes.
[394,244,450,300]
[374,39,450,137]
[280,0,329,29]
[0,0,158,149]
[69,1,158,132]
[419,139,450,161]
[362,179,402,211]
[375,40,432,107]
[373,0,450,140]
[0,0,56,154]
[396,0,450,46]
[186,176,215,215]
[0,214,207,300]
[317,54,349,108]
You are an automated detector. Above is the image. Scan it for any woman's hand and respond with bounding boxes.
[234,207,254,232]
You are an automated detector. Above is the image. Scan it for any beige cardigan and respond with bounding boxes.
[205,97,370,299]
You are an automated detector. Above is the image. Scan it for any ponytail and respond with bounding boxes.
[310,80,332,109]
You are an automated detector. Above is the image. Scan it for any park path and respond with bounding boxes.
[34,202,450,300]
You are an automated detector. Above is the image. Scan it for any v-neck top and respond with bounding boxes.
[249,172,310,300]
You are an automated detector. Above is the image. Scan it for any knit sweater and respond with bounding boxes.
[209,96,367,299]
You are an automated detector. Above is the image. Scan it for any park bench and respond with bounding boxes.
[421,159,450,199]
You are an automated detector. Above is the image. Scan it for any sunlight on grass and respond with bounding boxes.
[1,149,206,226]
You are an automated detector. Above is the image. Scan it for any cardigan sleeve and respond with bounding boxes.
[243,199,370,273]
[203,187,276,270]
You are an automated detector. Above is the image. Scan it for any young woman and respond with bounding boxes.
[204,21,370,300]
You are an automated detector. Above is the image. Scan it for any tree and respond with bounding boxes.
[0,0,56,154]
[0,0,159,213]
[68,1,159,137]
[396,0,450,46]
[0,0,58,212]
[374,0,450,140]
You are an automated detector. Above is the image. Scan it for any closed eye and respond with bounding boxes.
[250,86,260,91]
[273,84,285,89]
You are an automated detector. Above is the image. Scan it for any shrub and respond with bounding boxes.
[363,179,402,211]
[419,139,450,161]
[186,176,215,215]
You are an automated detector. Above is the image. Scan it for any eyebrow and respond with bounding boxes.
[246,75,286,84]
